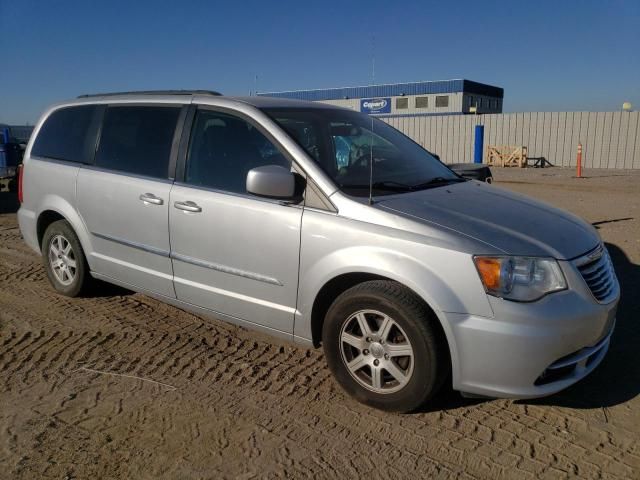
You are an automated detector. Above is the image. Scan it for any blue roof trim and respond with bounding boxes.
[258,79,503,101]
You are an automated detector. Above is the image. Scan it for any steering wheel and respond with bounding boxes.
[350,144,371,167]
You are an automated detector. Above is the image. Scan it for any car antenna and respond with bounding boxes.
[368,35,375,205]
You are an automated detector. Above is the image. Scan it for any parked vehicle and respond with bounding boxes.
[448,163,493,183]
[1,124,33,192]
[18,91,619,412]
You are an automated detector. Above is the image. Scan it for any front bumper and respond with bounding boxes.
[445,259,619,399]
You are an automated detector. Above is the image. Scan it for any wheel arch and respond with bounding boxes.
[37,210,66,250]
[307,271,457,385]
[35,197,94,267]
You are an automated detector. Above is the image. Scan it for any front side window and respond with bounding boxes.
[32,106,97,163]
[95,106,180,179]
[185,110,290,194]
[264,108,461,197]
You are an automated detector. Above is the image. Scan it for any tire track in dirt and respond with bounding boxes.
[1,203,640,479]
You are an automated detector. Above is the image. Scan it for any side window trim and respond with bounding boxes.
[168,105,190,180]
[88,105,107,166]
[174,104,197,182]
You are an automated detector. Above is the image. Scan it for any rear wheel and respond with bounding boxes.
[42,220,91,297]
[323,280,448,412]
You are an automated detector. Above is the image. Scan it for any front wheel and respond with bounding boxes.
[322,280,448,412]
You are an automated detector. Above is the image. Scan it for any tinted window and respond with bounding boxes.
[32,106,97,163]
[95,106,180,179]
[185,110,290,194]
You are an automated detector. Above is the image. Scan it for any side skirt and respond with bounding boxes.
[90,271,315,348]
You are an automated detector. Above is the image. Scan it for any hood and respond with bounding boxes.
[376,181,599,259]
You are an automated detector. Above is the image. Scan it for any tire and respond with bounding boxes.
[322,280,449,412]
[41,220,92,297]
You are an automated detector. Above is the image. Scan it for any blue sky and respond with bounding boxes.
[1,0,638,124]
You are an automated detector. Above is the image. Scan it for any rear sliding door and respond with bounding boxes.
[77,104,184,297]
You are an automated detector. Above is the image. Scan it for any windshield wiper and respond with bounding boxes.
[340,181,414,192]
[411,177,466,190]
[340,177,465,193]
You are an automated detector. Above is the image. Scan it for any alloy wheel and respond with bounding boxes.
[48,234,77,286]
[339,309,415,394]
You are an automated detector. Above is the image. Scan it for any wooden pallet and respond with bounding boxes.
[486,145,528,167]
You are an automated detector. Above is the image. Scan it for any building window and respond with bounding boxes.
[492,99,498,109]
[435,96,449,108]
[468,96,474,108]
[396,97,409,109]
[415,96,429,108]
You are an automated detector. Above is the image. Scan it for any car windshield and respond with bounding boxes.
[262,107,462,197]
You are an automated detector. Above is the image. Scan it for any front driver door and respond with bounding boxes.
[168,107,302,334]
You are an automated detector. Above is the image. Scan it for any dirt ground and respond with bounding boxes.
[1,167,639,479]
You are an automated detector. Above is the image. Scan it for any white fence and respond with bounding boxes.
[382,111,640,169]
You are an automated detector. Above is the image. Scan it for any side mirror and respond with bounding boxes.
[246,165,296,199]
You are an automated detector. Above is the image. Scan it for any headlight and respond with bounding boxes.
[473,256,567,302]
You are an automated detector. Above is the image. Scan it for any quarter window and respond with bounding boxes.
[185,110,290,194]
[435,96,449,108]
[31,106,97,163]
[95,106,180,179]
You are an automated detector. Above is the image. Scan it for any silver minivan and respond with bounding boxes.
[18,91,619,412]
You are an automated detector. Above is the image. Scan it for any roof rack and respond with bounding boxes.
[77,90,222,98]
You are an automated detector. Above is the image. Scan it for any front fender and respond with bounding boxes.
[295,209,495,387]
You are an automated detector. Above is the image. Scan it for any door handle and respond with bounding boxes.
[174,201,202,213]
[139,193,164,205]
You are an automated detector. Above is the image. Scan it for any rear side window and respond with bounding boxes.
[95,106,180,179]
[32,106,97,163]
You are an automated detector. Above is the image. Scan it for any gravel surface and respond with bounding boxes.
[0,167,639,479]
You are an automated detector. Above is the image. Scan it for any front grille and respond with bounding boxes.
[575,244,616,303]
